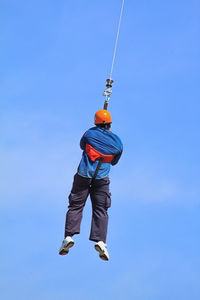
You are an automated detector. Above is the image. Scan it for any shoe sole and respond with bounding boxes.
[59,241,74,255]
[94,244,109,261]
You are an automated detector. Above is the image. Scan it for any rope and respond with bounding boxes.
[109,0,125,79]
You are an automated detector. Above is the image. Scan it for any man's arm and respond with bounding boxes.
[80,131,88,150]
[111,148,123,166]
[111,135,123,166]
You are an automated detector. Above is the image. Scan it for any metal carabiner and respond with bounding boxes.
[103,79,114,110]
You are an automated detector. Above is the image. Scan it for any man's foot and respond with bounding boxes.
[59,236,74,255]
[94,241,109,261]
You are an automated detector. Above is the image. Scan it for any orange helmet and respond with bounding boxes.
[94,110,112,125]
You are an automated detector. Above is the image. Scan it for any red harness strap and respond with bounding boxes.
[86,143,114,163]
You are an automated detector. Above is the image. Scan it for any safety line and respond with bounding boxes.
[109,0,125,79]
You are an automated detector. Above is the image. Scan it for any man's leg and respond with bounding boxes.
[65,173,91,237]
[89,176,111,243]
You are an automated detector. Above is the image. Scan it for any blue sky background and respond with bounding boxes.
[0,0,200,299]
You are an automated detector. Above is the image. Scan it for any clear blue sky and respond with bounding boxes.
[1,0,200,299]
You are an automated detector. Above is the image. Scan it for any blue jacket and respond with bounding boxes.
[77,126,123,179]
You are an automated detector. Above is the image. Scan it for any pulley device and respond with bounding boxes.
[102,0,125,111]
[103,79,114,110]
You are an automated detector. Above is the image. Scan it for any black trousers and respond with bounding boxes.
[65,173,111,243]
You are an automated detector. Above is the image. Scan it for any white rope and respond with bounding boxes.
[109,0,125,79]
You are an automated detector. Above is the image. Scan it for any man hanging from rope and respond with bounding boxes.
[59,109,123,261]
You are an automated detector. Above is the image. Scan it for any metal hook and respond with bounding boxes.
[103,79,114,110]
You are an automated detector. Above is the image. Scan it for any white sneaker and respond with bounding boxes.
[59,236,74,255]
[94,241,109,261]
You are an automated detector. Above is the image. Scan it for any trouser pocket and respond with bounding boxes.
[106,192,111,209]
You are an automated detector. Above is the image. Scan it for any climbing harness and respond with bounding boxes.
[93,157,104,180]
[103,0,125,110]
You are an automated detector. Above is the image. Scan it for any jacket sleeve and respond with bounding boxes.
[80,131,88,150]
[111,135,123,166]
[111,140,123,165]
[111,149,123,166]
